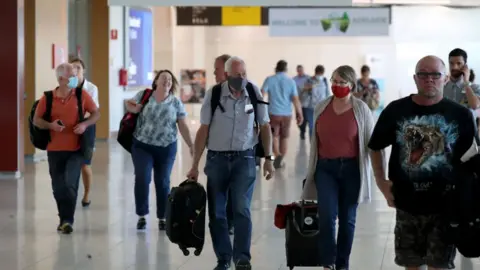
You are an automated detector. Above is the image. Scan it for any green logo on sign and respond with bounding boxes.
[320,12,350,33]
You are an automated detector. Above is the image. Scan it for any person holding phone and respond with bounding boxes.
[33,63,100,234]
[444,48,480,109]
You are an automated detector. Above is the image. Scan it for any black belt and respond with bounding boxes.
[208,149,254,156]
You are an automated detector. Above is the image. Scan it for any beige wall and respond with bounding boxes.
[24,0,68,156]
[153,7,176,72]
[35,0,68,98]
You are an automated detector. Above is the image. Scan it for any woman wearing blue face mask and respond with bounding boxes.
[299,65,331,140]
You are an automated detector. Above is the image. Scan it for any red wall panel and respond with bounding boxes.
[0,0,24,173]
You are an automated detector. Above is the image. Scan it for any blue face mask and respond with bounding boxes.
[67,76,78,89]
[316,75,324,81]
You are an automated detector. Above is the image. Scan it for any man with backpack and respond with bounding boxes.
[187,56,274,270]
[299,65,330,140]
[33,63,99,234]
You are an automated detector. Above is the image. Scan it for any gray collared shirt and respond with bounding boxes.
[200,81,269,151]
[443,79,480,107]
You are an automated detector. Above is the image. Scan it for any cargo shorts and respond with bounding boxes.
[394,209,456,269]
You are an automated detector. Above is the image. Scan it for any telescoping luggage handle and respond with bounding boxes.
[291,200,319,237]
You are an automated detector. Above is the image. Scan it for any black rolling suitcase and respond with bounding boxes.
[285,200,321,269]
[166,180,207,256]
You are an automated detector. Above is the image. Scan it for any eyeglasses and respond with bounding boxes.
[416,72,444,80]
[330,79,350,87]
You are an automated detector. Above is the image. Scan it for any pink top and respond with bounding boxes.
[316,102,359,159]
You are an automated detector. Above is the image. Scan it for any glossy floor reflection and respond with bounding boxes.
[2,119,480,269]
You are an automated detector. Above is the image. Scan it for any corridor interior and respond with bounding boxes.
[1,114,479,270]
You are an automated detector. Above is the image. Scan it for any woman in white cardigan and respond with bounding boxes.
[301,65,375,270]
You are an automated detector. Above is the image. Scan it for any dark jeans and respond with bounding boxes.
[299,107,314,138]
[314,158,361,269]
[226,190,234,228]
[204,149,257,263]
[131,139,177,219]
[47,151,84,224]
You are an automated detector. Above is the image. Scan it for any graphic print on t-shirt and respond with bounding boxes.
[396,114,459,177]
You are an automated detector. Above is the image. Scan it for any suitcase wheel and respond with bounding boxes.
[194,248,202,256]
[180,246,190,256]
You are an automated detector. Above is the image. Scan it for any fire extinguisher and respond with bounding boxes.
[119,68,128,86]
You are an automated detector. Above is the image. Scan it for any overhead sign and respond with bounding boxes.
[269,7,390,37]
[176,6,221,25]
[110,0,352,6]
[176,6,268,26]
[221,7,262,26]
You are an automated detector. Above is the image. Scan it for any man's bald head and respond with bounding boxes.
[415,55,447,74]
[414,55,448,100]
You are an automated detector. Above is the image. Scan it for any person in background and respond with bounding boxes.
[33,63,100,234]
[187,56,274,270]
[369,55,477,270]
[125,70,194,231]
[302,65,374,270]
[293,65,310,93]
[70,57,99,208]
[262,60,303,168]
[444,48,480,109]
[299,65,330,140]
[213,53,235,236]
[355,65,380,111]
[444,49,480,142]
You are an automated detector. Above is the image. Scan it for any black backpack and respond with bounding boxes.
[29,91,53,150]
[210,82,269,157]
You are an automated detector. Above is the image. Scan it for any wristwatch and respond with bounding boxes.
[265,155,275,161]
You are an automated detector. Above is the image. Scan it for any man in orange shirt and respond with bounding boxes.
[33,63,100,234]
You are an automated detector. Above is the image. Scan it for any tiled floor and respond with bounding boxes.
[1,116,480,269]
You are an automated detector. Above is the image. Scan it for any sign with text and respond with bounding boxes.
[176,6,222,26]
[221,7,262,26]
[269,7,390,37]
[128,8,153,87]
[110,0,352,6]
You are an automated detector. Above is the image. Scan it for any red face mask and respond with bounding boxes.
[332,85,350,98]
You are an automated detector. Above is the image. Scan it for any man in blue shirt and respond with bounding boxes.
[293,65,310,92]
[262,60,303,168]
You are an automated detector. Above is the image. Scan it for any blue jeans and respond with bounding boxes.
[131,139,177,219]
[299,107,314,138]
[204,149,257,263]
[314,158,361,269]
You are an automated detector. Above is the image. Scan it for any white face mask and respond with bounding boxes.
[316,75,323,81]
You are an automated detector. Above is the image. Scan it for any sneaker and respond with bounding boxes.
[213,261,230,270]
[56,223,62,232]
[59,222,73,234]
[137,217,147,230]
[158,219,166,230]
[235,259,251,270]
